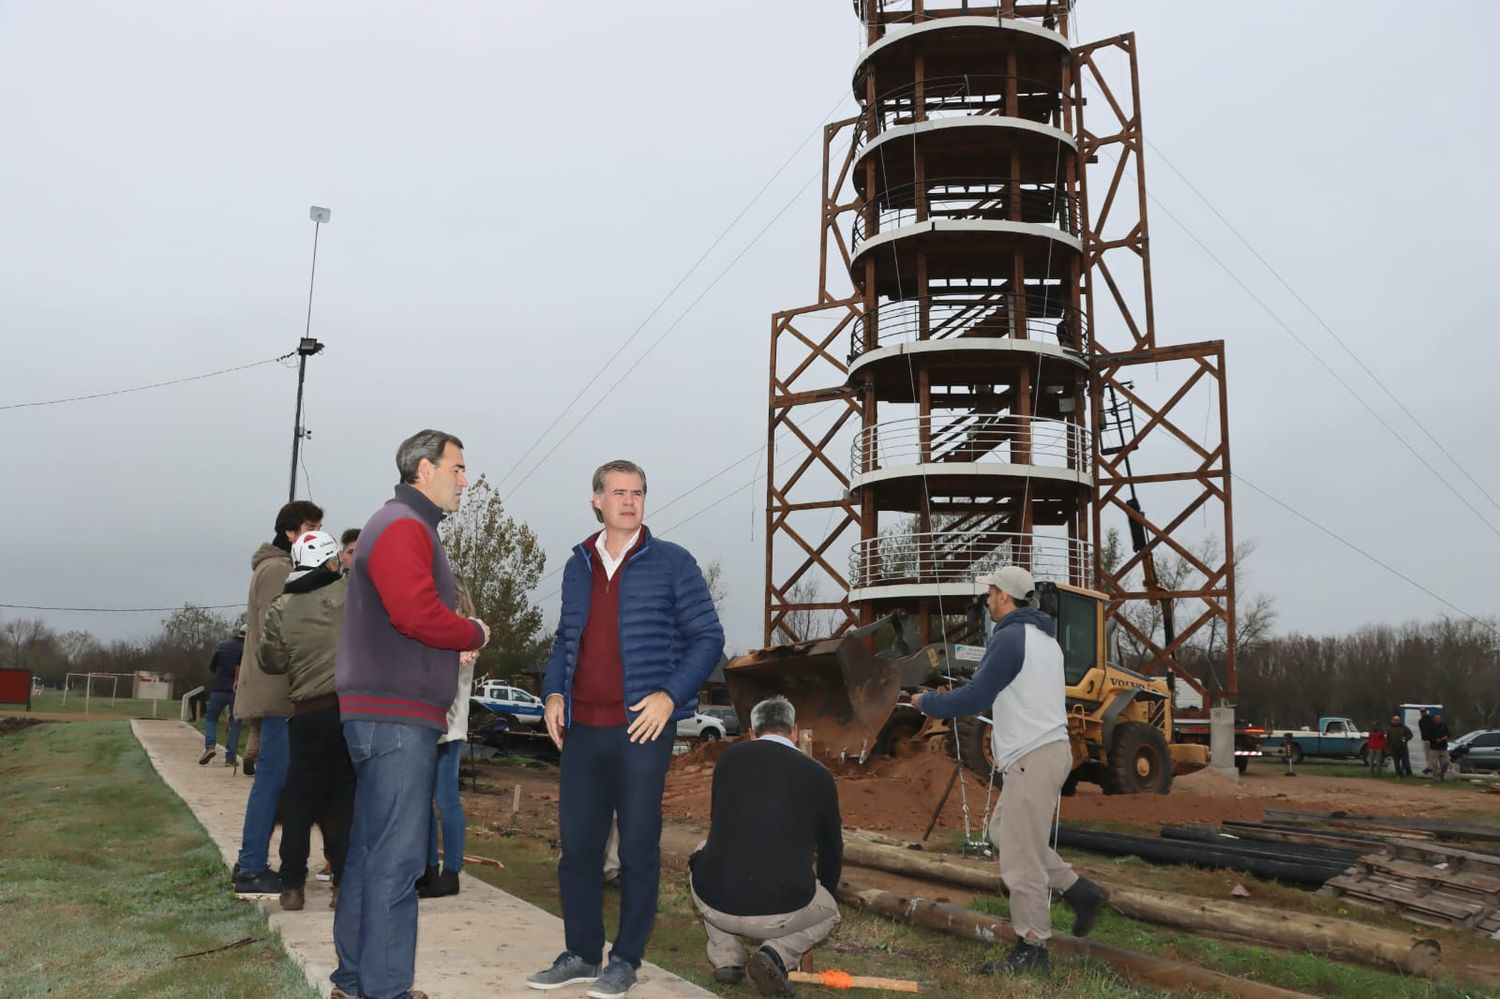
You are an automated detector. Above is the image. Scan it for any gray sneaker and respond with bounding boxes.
[527,952,600,991]
[585,958,636,999]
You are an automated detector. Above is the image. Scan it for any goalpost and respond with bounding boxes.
[62,672,120,713]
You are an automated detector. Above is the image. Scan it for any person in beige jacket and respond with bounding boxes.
[230,499,323,899]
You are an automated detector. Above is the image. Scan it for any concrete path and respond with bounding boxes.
[132,719,713,999]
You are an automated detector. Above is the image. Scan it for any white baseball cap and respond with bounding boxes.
[974,565,1036,600]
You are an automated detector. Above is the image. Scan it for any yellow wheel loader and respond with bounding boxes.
[725,582,1208,795]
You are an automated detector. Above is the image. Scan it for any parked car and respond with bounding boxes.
[1266,717,1369,764]
[474,681,546,728]
[701,705,742,737]
[676,711,727,741]
[1452,730,1500,772]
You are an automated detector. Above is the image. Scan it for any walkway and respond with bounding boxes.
[132,719,713,999]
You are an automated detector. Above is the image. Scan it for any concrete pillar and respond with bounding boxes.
[1210,705,1237,778]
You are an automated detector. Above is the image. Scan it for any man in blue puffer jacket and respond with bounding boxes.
[530,459,724,999]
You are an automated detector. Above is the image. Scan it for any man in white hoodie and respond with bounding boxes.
[912,566,1107,977]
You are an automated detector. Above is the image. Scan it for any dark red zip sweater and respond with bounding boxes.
[571,531,645,727]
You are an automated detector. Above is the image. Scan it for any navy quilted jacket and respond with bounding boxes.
[541,526,724,727]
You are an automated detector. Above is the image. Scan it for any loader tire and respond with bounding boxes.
[1104,721,1173,795]
[875,706,924,758]
[951,716,998,781]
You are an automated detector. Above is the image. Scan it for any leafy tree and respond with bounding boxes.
[151,604,235,688]
[440,474,548,681]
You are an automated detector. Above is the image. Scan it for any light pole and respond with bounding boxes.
[289,206,330,501]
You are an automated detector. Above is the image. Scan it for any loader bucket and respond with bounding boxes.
[724,634,901,760]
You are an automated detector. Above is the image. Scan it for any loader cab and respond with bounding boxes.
[1035,581,1106,686]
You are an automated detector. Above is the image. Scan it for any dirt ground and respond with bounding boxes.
[657,739,1500,835]
[462,736,1498,846]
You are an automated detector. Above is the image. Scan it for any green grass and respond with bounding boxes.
[464,826,1173,997]
[29,689,176,718]
[0,721,317,998]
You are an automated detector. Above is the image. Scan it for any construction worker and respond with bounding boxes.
[689,695,842,997]
[1430,712,1453,781]
[912,566,1108,977]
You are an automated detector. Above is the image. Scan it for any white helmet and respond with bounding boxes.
[291,530,341,570]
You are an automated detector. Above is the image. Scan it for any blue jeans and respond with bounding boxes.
[427,739,465,871]
[203,691,242,761]
[235,716,288,873]
[333,720,439,999]
[558,722,675,968]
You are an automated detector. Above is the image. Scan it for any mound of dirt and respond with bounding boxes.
[0,716,47,738]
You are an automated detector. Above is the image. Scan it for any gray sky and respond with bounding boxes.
[2,1,1497,656]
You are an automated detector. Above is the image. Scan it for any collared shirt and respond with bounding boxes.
[758,733,798,752]
[595,529,641,581]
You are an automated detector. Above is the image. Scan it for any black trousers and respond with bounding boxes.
[279,704,356,888]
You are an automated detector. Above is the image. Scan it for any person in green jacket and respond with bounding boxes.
[260,529,352,912]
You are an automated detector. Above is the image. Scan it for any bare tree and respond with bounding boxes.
[702,558,728,616]
[773,578,846,644]
[2,617,50,668]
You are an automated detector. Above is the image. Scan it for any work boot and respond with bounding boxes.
[330,885,339,909]
[1005,940,1051,976]
[414,864,440,895]
[981,939,1050,977]
[242,757,256,777]
[746,947,793,997]
[329,989,360,999]
[1062,877,1109,937]
[199,748,216,765]
[418,867,460,899]
[279,885,305,911]
[713,967,746,985]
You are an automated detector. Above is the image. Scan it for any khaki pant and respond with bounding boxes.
[690,881,840,970]
[989,739,1078,942]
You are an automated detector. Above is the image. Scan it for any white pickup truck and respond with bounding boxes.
[473,681,546,728]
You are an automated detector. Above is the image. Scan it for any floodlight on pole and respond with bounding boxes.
[289,206,330,502]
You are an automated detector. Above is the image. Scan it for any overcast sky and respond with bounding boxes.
[2,1,1497,658]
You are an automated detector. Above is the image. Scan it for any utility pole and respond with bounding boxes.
[289,206,330,502]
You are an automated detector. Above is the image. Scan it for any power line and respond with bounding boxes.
[1098,146,1500,542]
[503,166,826,500]
[1146,138,1500,517]
[1232,473,1495,633]
[495,92,854,492]
[0,351,296,411]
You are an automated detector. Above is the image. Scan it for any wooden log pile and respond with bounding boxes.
[840,833,1443,977]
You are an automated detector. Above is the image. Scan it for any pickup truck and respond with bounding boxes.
[473,681,546,728]
[1267,717,1369,764]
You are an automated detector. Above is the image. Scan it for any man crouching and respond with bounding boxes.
[688,696,842,997]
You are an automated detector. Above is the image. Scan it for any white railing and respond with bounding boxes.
[849,294,1085,357]
[852,415,1088,476]
[851,530,1092,589]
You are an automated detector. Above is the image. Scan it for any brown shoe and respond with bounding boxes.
[279,886,305,911]
[330,885,338,909]
[198,748,216,765]
[329,990,360,999]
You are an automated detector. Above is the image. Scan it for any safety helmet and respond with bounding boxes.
[291,530,341,570]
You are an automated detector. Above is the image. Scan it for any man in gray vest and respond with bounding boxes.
[330,430,490,999]
[913,566,1108,977]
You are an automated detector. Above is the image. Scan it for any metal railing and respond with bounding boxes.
[849,293,1085,358]
[852,75,1066,148]
[851,177,1080,248]
[850,530,1093,589]
[852,414,1088,475]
